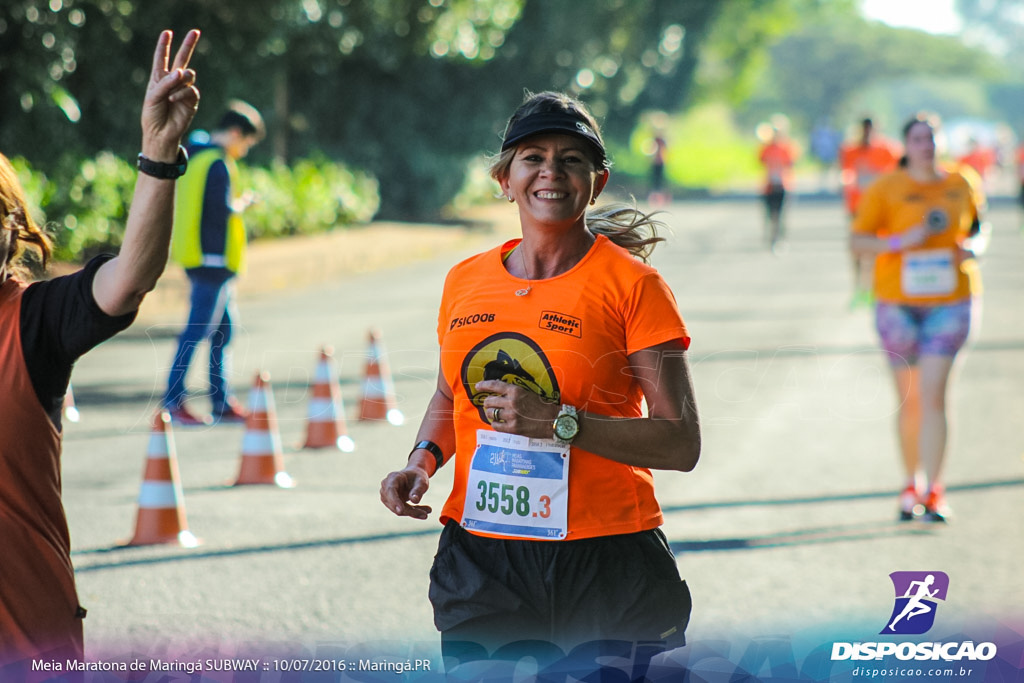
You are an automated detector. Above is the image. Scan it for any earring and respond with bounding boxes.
[507,195,515,203]
[590,197,597,205]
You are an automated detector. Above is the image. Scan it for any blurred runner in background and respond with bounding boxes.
[840,117,900,308]
[757,116,798,253]
[850,113,988,524]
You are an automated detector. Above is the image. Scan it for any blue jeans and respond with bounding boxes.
[163,268,238,410]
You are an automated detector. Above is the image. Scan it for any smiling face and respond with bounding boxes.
[904,121,937,168]
[499,133,609,230]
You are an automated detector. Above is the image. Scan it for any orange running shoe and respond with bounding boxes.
[898,484,921,521]
[922,487,952,523]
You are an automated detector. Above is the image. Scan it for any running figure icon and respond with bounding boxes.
[887,574,939,632]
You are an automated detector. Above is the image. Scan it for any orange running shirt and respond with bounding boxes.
[958,148,995,178]
[852,168,984,305]
[436,234,689,541]
[840,140,900,215]
[758,141,796,192]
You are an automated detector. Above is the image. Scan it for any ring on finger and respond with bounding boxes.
[493,407,502,423]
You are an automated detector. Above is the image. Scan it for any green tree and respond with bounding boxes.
[692,0,832,106]
[956,0,1024,69]
[955,0,1024,134]
[0,0,802,219]
[738,8,1001,134]
[282,0,734,218]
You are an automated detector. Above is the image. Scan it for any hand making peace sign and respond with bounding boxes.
[140,29,201,163]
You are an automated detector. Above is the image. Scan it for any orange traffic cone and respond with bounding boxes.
[359,328,404,425]
[303,346,355,452]
[126,412,198,547]
[63,384,80,423]
[234,372,294,488]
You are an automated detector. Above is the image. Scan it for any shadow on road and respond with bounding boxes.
[72,528,439,572]
[70,478,1022,570]
[662,477,1024,553]
[662,476,1024,515]
[689,339,1024,363]
[669,519,931,554]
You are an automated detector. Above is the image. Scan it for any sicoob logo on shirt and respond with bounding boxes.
[460,332,560,422]
[450,312,496,330]
[881,571,949,635]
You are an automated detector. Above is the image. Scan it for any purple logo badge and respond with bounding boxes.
[881,571,949,635]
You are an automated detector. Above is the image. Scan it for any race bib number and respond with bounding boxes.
[463,430,569,540]
[902,249,956,297]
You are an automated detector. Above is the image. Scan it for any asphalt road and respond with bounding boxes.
[59,197,1024,678]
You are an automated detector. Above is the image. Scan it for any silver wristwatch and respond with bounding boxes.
[552,404,579,446]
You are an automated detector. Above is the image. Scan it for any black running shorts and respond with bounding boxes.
[764,185,786,217]
[428,520,691,654]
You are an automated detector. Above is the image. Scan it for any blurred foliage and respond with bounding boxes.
[0,0,773,220]
[7,156,53,228]
[13,153,379,261]
[851,77,994,137]
[604,0,1008,194]
[12,153,138,262]
[692,0,842,106]
[4,0,1005,227]
[767,15,999,130]
[447,156,500,217]
[616,103,765,192]
[956,0,1024,69]
[57,151,137,260]
[955,0,1024,136]
[734,6,1005,141]
[240,157,379,240]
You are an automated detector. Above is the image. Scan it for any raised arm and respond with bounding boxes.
[92,29,200,317]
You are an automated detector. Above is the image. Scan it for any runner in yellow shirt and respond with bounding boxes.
[850,113,988,523]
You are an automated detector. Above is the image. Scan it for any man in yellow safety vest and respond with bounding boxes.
[163,100,264,426]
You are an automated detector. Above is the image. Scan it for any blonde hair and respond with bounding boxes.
[585,203,665,264]
[490,91,665,263]
[1,153,51,278]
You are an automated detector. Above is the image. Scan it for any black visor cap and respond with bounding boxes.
[501,111,607,164]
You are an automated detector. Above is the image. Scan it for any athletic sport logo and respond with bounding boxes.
[881,571,949,635]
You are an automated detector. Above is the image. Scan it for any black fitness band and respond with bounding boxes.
[136,146,189,179]
[409,440,445,472]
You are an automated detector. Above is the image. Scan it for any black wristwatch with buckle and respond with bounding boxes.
[552,404,579,446]
[136,145,189,180]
